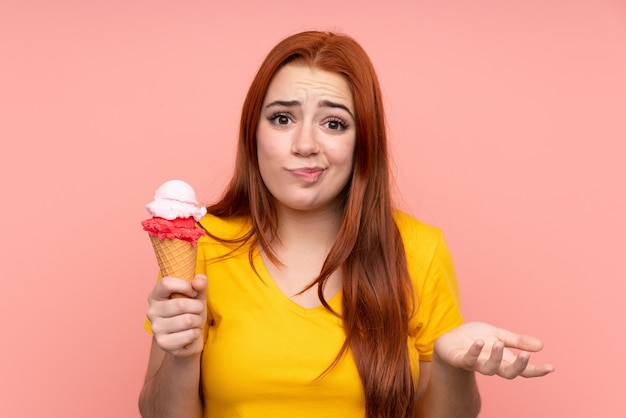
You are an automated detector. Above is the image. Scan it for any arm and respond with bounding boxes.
[138,275,208,418]
[416,359,481,417]
[416,322,555,418]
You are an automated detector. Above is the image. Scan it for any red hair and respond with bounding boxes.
[208,31,416,417]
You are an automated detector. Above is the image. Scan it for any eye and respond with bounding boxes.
[324,117,349,131]
[268,112,293,126]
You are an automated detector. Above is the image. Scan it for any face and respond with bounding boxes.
[256,64,356,214]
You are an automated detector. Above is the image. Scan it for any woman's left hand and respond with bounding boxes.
[433,321,555,379]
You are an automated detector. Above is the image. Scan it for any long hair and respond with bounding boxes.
[208,31,416,417]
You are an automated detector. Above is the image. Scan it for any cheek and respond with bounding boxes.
[256,131,275,166]
[256,126,286,160]
[328,139,356,168]
[257,143,281,178]
[256,138,285,189]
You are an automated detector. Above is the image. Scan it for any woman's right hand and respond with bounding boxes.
[146,274,208,357]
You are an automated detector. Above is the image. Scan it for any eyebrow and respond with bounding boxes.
[264,100,355,120]
[321,100,355,120]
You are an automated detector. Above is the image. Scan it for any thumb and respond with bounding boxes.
[191,274,208,300]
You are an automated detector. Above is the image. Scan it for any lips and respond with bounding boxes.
[289,166,325,182]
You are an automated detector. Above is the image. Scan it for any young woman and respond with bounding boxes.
[138,31,554,418]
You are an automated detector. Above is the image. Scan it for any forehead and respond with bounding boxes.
[264,64,354,107]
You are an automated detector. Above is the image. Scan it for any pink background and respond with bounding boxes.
[1,1,624,417]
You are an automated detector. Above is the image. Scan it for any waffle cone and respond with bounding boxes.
[149,235,197,282]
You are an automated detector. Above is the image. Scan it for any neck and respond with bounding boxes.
[272,203,343,251]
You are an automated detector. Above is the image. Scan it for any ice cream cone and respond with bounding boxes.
[149,235,197,297]
[142,180,207,298]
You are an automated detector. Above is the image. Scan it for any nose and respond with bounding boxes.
[291,123,320,157]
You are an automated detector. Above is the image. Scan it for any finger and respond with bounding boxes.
[150,312,205,335]
[496,328,544,352]
[154,327,203,352]
[520,362,556,378]
[497,351,530,379]
[479,341,504,376]
[156,276,196,299]
[460,340,485,369]
[148,297,205,322]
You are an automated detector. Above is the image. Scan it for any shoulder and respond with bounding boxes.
[393,210,455,286]
[393,210,444,252]
[195,213,253,261]
[394,210,461,306]
[198,213,252,241]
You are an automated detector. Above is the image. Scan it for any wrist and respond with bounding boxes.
[429,350,481,416]
[164,350,202,370]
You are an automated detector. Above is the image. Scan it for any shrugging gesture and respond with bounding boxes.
[434,321,555,379]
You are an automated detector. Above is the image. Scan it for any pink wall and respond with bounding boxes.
[1,1,624,416]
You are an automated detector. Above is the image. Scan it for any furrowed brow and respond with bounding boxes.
[320,100,354,119]
[265,100,300,109]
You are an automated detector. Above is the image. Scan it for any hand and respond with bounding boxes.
[146,274,208,357]
[433,321,555,379]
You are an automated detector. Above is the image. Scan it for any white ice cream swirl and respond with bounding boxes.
[145,179,207,221]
